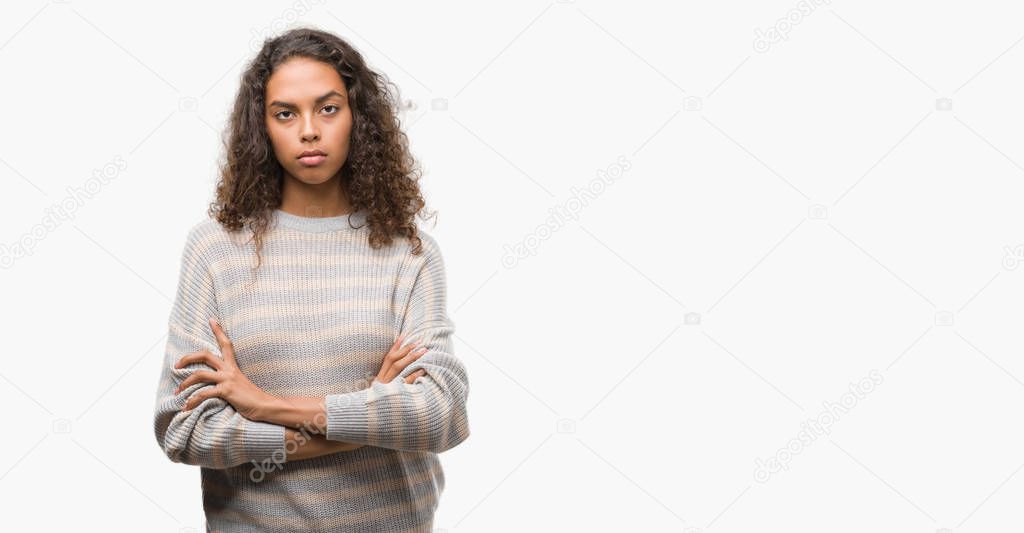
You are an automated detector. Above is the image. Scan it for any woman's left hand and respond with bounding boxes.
[174,318,275,421]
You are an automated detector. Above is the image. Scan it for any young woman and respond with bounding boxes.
[152,27,470,532]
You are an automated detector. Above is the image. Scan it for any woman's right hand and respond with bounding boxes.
[375,334,428,384]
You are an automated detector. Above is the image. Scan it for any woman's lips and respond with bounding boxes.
[298,154,327,167]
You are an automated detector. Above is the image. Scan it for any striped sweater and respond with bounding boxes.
[152,208,470,532]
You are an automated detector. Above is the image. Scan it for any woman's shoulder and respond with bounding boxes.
[396,225,444,262]
[394,226,449,280]
[413,226,441,252]
[180,217,251,262]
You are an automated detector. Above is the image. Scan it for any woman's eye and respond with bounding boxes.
[274,106,337,119]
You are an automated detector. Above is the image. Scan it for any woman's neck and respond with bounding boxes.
[279,173,352,217]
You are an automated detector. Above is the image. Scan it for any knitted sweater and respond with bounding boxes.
[152,208,470,532]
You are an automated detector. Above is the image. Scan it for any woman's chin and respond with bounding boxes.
[287,168,341,186]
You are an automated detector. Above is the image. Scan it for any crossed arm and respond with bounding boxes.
[171,322,428,462]
[267,341,428,462]
[152,229,470,469]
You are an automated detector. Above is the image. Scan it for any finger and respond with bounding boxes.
[209,318,235,364]
[378,336,421,382]
[378,340,410,382]
[175,370,220,394]
[182,385,221,411]
[390,334,405,352]
[376,359,392,384]
[385,347,428,382]
[401,370,425,382]
[393,346,428,373]
[381,339,419,378]
[377,339,404,381]
[386,347,427,383]
[398,338,420,356]
[177,350,222,371]
[175,350,223,371]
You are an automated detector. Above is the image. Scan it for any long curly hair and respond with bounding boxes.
[209,27,433,268]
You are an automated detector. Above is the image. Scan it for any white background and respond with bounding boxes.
[1,0,1024,531]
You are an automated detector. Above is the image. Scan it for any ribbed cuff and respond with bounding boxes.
[325,389,371,442]
[243,420,287,463]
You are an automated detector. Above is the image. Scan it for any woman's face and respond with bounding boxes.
[264,57,353,186]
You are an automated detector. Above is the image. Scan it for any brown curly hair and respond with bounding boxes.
[208,27,433,268]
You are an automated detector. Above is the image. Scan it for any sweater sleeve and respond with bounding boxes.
[324,233,471,453]
[152,224,286,468]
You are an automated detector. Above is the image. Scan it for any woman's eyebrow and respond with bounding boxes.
[268,90,346,109]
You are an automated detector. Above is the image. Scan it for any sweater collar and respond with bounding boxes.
[272,208,368,233]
